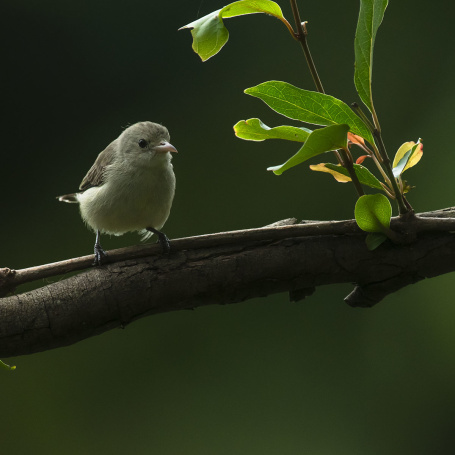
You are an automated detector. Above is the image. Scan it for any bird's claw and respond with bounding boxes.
[147,227,171,254]
[157,232,171,254]
[93,244,108,266]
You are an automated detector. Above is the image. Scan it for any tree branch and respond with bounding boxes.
[1,208,455,358]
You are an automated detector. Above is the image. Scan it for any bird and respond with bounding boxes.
[58,121,177,265]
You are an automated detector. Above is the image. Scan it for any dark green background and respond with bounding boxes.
[2,1,455,453]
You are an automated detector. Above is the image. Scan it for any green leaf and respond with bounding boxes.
[179,9,227,62]
[234,118,312,142]
[245,81,375,145]
[329,163,383,190]
[0,359,16,371]
[366,233,388,250]
[355,194,392,234]
[392,140,423,177]
[354,0,388,113]
[179,1,290,61]
[221,0,284,18]
[268,124,349,175]
[310,163,383,190]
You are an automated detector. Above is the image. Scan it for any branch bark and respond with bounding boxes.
[1,208,455,358]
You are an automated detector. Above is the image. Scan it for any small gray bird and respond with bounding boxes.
[58,121,177,265]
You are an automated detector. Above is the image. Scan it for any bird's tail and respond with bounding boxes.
[57,193,79,203]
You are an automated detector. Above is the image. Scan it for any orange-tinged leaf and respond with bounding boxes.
[356,155,368,164]
[348,132,365,146]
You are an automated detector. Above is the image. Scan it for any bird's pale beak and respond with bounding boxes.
[153,141,178,154]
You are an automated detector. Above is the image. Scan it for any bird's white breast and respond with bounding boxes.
[77,154,176,237]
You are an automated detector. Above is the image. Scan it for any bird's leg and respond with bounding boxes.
[146,227,171,254]
[93,230,107,266]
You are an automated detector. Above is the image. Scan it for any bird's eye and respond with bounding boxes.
[138,139,148,148]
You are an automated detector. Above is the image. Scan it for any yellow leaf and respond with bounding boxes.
[404,142,423,172]
[309,163,352,183]
[392,140,423,174]
[393,141,415,168]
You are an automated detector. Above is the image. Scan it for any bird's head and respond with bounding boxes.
[118,121,178,166]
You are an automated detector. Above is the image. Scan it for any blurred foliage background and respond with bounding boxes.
[2,1,455,453]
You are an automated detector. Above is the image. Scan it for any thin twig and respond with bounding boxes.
[289,0,324,93]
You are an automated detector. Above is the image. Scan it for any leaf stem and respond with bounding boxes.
[370,153,392,187]
[280,17,301,40]
[353,141,392,189]
[339,148,365,196]
[373,130,410,215]
[289,0,324,94]
[334,150,343,165]
[351,102,375,136]
[371,106,382,133]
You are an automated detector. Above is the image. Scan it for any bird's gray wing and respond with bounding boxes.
[79,141,117,191]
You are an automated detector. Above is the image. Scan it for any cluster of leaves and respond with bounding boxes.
[180,0,423,249]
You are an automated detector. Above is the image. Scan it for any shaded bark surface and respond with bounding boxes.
[1,218,455,358]
[0,209,455,357]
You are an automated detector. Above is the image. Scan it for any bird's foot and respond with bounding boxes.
[93,243,108,266]
[146,227,171,254]
[157,232,171,254]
